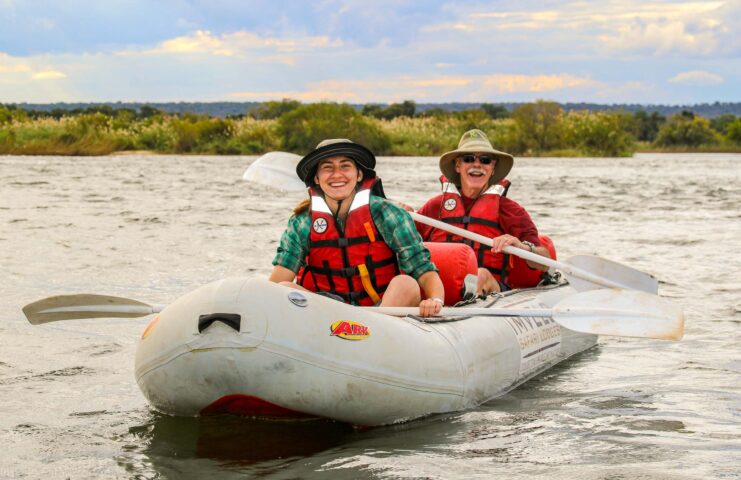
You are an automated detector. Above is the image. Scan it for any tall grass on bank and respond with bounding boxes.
[2,101,740,156]
[375,112,509,155]
[0,114,281,155]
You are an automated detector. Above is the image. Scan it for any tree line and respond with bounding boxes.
[1,99,740,156]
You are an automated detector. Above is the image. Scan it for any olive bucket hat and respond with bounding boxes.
[296,139,377,187]
[439,129,514,187]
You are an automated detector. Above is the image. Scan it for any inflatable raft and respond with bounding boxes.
[134,276,596,426]
[22,223,682,426]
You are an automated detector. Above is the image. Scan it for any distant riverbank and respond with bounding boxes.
[2,100,740,157]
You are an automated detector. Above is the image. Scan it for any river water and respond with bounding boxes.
[1,153,739,479]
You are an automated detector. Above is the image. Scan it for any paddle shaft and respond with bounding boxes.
[241,151,657,293]
[409,211,627,290]
[37,304,164,316]
[367,306,552,317]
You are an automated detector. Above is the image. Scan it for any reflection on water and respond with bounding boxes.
[123,413,355,477]
[1,153,740,479]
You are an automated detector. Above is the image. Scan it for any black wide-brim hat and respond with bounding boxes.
[296,139,377,186]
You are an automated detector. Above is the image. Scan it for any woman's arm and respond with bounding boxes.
[269,265,297,283]
[417,270,445,316]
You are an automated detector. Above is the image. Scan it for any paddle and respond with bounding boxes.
[23,294,165,325]
[370,288,683,340]
[21,289,684,340]
[242,151,659,293]
[409,212,658,292]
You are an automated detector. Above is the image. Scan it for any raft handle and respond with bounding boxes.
[198,313,241,333]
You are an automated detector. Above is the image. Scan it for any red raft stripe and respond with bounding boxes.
[200,394,314,418]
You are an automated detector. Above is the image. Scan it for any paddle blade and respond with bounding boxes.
[565,255,659,294]
[22,294,158,325]
[553,289,684,340]
[242,152,304,192]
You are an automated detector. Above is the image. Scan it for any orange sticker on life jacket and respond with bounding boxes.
[363,222,376,242]
[330,320,370,340]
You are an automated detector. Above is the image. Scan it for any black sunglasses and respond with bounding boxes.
[461,154,494,165]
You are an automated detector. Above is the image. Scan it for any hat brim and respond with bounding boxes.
[439,147,513,188]
[296,142,376,186]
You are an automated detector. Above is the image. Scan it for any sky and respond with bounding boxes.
[0,0,739,105]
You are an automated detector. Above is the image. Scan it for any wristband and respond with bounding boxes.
[430,297,444,305]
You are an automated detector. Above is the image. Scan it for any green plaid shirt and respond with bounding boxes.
[272,196,437,280]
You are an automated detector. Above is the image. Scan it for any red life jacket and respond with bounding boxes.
[424,177,556,289]
[300,178,399,306]
[424,178,510,283]
[505,234,557,289]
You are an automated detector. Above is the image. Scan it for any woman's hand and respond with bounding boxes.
[418,297,443,317]
[416,271,445,317]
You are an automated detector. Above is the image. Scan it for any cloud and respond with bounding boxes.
[1,1,739,104]
[593,2,733,57]
[480,74,594,94]
[427,1,735,58]
[31,70,66,80]
[669,70,724,86]
[123,29,343,58]
[0,53,31,73]
[600,19,720,57]
[0,52,66,92]
[229,73,597,103]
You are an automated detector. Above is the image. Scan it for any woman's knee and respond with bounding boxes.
[384,275,421,303]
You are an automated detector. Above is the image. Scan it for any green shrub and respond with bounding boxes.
[564,111,635,156]
[170,116,232,153]
[277,102,390,154]
[0,105,28,124]
[632,111,665,142]
[134,123,175,151]
[248,99,301,120]
[725,119,741,145]
[654,115,719,147]
[225,118,280,154]
[710,114,736,134]
[511,100,565,155]
[480,103,510,119]
[362,100,416,120]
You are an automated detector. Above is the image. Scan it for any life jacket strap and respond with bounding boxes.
[441,216,501,230]
[357,264,381,304]
[305,255,395,278]
[307,264,358,278]
[310,236,369,248]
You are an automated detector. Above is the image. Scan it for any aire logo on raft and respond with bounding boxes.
[330,320,370,340]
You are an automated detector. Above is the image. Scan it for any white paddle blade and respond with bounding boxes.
[566,255,659,294]
[22,294,159,324]
[553,289,684,340]
[242,152,304,192]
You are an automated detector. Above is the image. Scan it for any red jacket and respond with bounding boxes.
[418,178,554,288]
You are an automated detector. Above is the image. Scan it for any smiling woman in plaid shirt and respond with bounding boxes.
[269,138,444,317]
